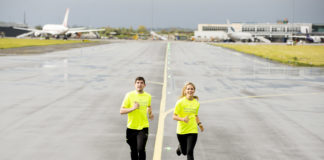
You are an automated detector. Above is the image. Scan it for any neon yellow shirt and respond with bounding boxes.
[122,90,151,130]
[174,97,200,134]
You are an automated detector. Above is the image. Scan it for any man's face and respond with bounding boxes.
[135,80,146,92]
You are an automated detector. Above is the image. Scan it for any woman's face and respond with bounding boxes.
[185,84,195,97]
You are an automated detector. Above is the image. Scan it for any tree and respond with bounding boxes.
[137,25,148,34]
[35,25,42,30]
[160,29,168,34]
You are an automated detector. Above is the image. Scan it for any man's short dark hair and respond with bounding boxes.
[135,77,145,84]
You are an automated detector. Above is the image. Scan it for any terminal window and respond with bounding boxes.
[202,26,227,31]
[242,27,255,32]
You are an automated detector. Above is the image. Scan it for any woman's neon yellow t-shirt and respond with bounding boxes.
[122,91,151,130]
[174,97,200,134]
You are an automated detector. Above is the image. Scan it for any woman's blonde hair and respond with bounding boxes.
[180,82,199,100]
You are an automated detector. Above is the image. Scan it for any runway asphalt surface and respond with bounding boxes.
[0,41,324,160]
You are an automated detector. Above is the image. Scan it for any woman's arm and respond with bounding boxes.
[196,115,204,132]
[173,114,189,123]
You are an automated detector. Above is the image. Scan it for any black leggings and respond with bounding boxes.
[126,128,148,160]
[177,133,198,160]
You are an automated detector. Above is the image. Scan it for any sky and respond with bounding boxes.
[1,0,324,29]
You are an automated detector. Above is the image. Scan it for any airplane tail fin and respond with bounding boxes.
[306,28,310,38]
[226,19,234,33]
[62,8,69,27]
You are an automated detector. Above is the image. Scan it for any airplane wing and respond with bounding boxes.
[16,31,35,38]
[292,35,324,38]
[255,36,271,43]
[291,35,307,38]
[67,28,105,34]
[13,27,50,35]
[150,31,167,40]
[13,27,40,32]
[68,27,87,31]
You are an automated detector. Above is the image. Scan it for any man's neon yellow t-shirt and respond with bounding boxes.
[174,97,200,134]
[122,91,151,130]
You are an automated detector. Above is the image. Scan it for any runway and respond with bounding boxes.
[162,42,324,160]
[1,41,324,160]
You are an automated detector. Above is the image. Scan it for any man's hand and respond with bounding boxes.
[149,113,154,120]
[132,102,140,111]
[148,106,154,120]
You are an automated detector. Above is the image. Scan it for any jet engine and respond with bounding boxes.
[34,32,41,37]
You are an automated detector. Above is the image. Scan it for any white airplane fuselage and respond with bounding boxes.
[16,8,104,39]
[226,20,254,42]
[308,36,322,43]
[228,32,253,42]
[42,24,69,35]
[194,31,229,41]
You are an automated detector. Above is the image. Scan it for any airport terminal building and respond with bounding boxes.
[195,22,324,42]
[0,22,29,37]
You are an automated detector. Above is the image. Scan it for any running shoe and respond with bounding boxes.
[176,145,182,156]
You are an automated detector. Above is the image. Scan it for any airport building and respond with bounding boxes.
[195,22,324,42]
[0,22,29,37]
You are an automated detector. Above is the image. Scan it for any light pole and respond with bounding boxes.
[151,0,154,32]
[292,0,295,24]
[290,0,295,45]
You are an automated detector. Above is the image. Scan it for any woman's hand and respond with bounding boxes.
[183,116,189,123]
[199,124,204,132]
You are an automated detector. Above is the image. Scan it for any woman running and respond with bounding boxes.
[173,82,204,160]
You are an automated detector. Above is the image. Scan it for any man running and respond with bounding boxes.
[120,77,154,160]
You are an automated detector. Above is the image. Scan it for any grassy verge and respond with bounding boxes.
[213,44,324,67]
[0,38,92,49]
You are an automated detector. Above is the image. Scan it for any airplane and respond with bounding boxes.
[194,31,229,42]
[15,8,104,39]
[150,31,167,40]
[226,20,254,42]
[292,29,323,43]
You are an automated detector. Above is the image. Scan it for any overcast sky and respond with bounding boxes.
[1,0,324,29]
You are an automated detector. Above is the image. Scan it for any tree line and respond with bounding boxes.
[99,25,194,39]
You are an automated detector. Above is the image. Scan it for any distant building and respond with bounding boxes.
[0,22,29,37]
[312,24,324,34]
[195,22,324,42]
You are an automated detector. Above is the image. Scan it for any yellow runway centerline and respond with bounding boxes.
[153,42,170,160]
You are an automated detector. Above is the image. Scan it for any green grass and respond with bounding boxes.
[213,44,324,67]
[0,38,91,49]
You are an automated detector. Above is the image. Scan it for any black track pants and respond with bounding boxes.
[177,133,198,160]
[126,128,148,160]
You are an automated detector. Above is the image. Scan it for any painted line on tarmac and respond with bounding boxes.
[148,81,164,86]
[153,42,170,160]
[161,92,324,118]
[200,92,323,104]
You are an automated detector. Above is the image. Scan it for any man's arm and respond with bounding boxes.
[148,106,154,120]
[120,102,139,114]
